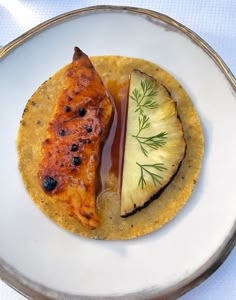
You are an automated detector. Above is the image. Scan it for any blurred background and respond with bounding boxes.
[0,1,235,300]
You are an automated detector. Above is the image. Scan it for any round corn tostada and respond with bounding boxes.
[17,55,204,240]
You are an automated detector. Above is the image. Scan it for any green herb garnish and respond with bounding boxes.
[136,162,167,189]
[130,79,158,115]
[130,77,168,188]
[133,116,167,156]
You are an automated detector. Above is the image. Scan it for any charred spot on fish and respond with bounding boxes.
[31,101,37,106]
[79,138,85,143]
[79,138,91,144]
[78,139,91,144]
[78,107,86,117]
[67,95,73,101]
[81,73,89,80]
[44,138,50,144]
[88,63,94,69]
[42,176,57,192]
[72,156,81,166]
[36,120,41,125]
[65,106,71,112]
[82,212,91,220]
[59,129,66,136]
[73,47,84,60]
[70,144,78,151]
[84,125,92,133]
[73,89,79,95]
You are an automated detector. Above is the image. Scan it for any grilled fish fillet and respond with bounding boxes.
[38,47,113,229]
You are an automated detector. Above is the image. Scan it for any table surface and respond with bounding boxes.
[0,1,235,299]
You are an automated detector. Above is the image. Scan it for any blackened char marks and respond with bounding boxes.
[73,47,84,60]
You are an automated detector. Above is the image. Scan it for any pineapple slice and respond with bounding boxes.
[121,69,186,217]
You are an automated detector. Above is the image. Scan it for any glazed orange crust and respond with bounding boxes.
[38,47,113,229]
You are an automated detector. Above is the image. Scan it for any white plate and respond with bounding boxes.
[0,6,235,300]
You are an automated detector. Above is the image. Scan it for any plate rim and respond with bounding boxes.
[0,5,235,88]
[0,5,235,300]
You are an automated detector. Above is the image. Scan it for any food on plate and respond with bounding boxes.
[37,47,113,229]
[121,70,186,217]
[17,48,204,239]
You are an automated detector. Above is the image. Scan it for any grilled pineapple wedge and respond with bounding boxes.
[121,69,186,217]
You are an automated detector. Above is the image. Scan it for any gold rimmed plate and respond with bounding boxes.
[0,6,235,300]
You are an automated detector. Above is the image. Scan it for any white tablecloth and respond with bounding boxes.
[0,1,235,299]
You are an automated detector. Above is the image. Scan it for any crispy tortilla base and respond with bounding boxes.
[17,56,204,240]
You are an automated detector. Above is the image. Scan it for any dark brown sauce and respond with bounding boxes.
[100,80,129,192]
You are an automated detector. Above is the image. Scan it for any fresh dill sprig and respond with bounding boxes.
[133,113,167,156]
[137,114,150,133]
[130,75,168,189]
[136,162,167,189]
[133,132,168,156]
[130,79,158,115]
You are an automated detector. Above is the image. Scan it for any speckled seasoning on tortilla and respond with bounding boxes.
[17,54,204,239]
